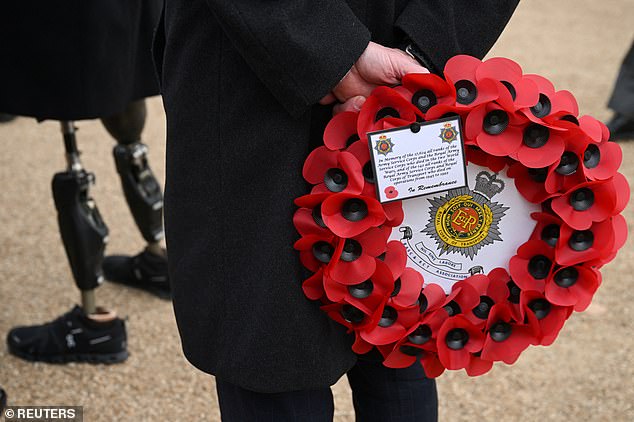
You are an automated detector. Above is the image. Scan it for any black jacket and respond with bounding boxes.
[156,0,519,393]
[0,1,160,120]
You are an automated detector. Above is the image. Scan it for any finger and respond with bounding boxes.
[319,93,337,105]
[333,96,366,115]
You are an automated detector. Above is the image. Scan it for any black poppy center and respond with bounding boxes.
[342,198,368,222]
[341,304,365,324]
[417,293,429,313]
[490,321,512,342]
[346,134,360,148]
[528,255,552,280]
[523,124,550,148]
[362,161,375,183]
[583,144,601,169]
[348,280,374,299]
[555,267,579,288]
[375,107,400,122]
[340,239,362,262]
[390,278,402,297]
[408,325,432,345]
[455,80,478,105]
[570,188,594,211]
[483,110,509,135]
[560,114,579,125]
[527,167,548,183]
[472,296,495,319]
[446,328,469,350]
[378,306,398,328]
[530,93,552,118]
[528,298,552,320]
[507,280,521,304]
[569,230,594,251]
[501,80,517,100]
[312,204,326,228]
[324,168,348,192]
[541,224,560,247]
[556,151,579,175]
[312,241,334,263]
[412,89,438,113]
[444,300,462,316]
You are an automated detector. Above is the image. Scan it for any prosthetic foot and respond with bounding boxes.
[6,305,128,364]
[100,100,170,298]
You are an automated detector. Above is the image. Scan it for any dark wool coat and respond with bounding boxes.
[155,0,519,393]
[0,1,161,120]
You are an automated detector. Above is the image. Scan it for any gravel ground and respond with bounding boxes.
[1,1,633,421]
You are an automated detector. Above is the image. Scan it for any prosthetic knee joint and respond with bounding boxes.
[52,122,108,298]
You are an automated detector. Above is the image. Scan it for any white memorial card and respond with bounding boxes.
[367,116,468,203]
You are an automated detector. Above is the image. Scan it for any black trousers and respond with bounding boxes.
[608,41,634,117]
[215,359,438,422]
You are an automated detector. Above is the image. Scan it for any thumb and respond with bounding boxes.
[385,49,429,83]
[333,96,366,115]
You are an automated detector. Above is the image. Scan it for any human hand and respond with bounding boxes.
[320,41,429,107]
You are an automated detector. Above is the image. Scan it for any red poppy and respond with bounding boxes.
[387,267,425,309]
[303,148,364,194]
[398,73,456,115]
[520,290,572,346]
[465,102,525,153]
[480,304,534,364]
[380,310,446,369]
[507,161,559,204]
[460,274,510,328]
[325,227,386,284]
[586,214,627,268]
[509,239,555,292]
[465,353,494,376]
[323,259,393,316]
[385,186,399,199]
[442,281,480,318]
[581,140,623,181]
[321,193,386,238]
[551,179,619,230]
[302,268,325,301]
[294,233,337,272]
[515,123,566,168]
[360,302,421,346]
[529,212,563,248]
[357,86,420,136]
[293,192,333,236]
[544,265,601,312]
[321,301,381,332]
[476,57,540,111]
[443,55,499,109]
[437,315,485,370]
[544,133,590,194]
[419,283,449,313]
[521,74,578,124]
[555,219,616,266]
[323,111,360,151]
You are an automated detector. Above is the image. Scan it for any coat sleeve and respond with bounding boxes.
[395,0,520,74]
[204,1,371,118]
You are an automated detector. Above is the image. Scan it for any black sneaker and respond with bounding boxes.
[102,248,170,299]
[6,305,128,364]
[606,113,634,141]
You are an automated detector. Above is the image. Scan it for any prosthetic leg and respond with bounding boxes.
[6,121,128,364]
[52,121,108,313]
[100,100,169,297]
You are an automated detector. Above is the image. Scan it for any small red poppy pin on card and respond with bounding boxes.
[367,116,468,203]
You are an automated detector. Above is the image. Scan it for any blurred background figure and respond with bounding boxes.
[0,0,167,364]
[607,41,634,141]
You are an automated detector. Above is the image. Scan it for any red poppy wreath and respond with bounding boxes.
[293,55,630,377]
